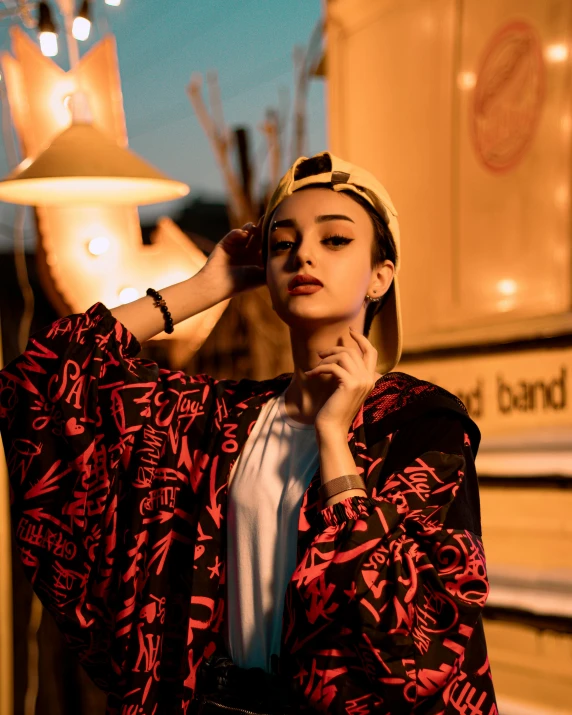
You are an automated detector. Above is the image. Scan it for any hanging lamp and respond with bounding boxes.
[38,1,58,57]
[0,93,190,206]
[72,0,91,41]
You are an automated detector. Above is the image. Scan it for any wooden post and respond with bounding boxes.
[234,126,254,217]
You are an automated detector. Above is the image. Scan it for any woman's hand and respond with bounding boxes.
[201,220,266,300]
[306,328,378,436]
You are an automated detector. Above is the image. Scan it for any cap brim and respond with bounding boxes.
[369,275,402,375]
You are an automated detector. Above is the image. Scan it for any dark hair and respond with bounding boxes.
[262,184,396,337]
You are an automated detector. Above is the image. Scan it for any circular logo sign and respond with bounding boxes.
[471,21,545,173]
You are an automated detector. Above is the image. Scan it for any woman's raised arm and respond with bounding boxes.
[109,267,227,344]
[0,221,265,693]
[110,221,265,344]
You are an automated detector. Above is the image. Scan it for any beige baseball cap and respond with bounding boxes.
[261,151,402,375]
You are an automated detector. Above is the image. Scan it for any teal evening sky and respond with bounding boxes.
[0,0,326,243]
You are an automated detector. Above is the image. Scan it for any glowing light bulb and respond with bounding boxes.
[118,287,139,304]
[105,0,121,5]
[545,44,569,63]
[88,236,110,255]
[497,279,518,297]
[38,2,58,57]
[72,16,91,41]
[39,32,58,57]
[457,71,477,90]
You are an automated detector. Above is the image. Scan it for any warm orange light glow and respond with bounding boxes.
[88,236,110,255]
[545,43,569,63]
[49,81,77,127]
[1,28,227,361]
[458,71,477,90]
[39,32,58,57]
[497,279,518,297]
[0,122,190,206]
[15,157,33,171]
[0,176,190,206]
[159,270,191,286]
[118,286,139,303]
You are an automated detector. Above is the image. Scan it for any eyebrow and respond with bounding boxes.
[271,214,355,232]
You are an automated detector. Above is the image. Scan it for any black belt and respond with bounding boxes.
[193,654,309,715]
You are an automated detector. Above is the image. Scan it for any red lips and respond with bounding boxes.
[287,273,324,290]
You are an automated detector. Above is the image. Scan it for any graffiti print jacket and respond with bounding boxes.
[0,303,497,714]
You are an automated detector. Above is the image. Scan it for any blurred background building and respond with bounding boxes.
[323,1,572,712]
[0,0,571,713]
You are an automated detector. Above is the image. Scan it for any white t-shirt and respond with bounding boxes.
[225,386,320,672]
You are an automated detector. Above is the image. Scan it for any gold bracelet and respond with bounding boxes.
[319,473,366,502]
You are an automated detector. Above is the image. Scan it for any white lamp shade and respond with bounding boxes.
[0,122,190,206]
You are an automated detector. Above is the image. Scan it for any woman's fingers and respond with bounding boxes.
[305,362,349,380]
[245,223,262,249]
[314,336,377,382]
[310,352,357,376]
[225,227,251,243]
[317,345,363,370]
[349,328,378,374]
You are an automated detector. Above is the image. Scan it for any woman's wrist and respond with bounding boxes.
[109,268,230,344]
[316,428,367,507]
[197,263,235,303]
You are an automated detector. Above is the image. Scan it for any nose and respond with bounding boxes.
[292,238,316,266]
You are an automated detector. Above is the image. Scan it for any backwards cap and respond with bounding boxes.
[261,151,402,374]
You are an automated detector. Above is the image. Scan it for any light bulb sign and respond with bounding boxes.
[0,28,229,365]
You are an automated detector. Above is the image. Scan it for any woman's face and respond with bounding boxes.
[265,187,394,332]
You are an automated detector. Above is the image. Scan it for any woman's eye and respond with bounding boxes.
[270,240,293,251]
[323,235,352,247]
[270,236,352,252]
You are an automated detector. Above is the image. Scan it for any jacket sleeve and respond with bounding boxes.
[0,302,220,692]
[285,410,492,713]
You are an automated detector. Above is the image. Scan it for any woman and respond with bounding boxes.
[0,152,496,714]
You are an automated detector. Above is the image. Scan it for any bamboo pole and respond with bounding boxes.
[186,72,251,226]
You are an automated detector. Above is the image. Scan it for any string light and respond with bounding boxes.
[545,43,569,63]
[87,236,110,255]
[72,0,91,42]
[38,1,58,57]
[35,1,122,56]
[118,287,139,304]
[457,71,477,90]
[497,279,518,297]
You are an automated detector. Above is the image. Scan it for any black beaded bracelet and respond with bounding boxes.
[146,288,174,334]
